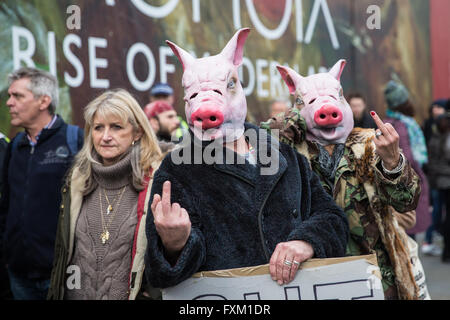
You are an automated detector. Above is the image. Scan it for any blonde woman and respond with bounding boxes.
[47,89,162,300]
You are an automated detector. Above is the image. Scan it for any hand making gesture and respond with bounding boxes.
[151,181,192,257]
[370,111,401,171]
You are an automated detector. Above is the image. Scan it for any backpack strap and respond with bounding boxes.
[66,124,79,156]
[11,132,26,154]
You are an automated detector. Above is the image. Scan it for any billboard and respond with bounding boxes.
[0,0,433,137]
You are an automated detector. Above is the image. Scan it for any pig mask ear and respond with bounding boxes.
[166,40,195,71]
[277,65,304,95]
[220,28,251,67]
[328,59,347,81]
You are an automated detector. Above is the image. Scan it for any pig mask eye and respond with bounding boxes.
[227,79,236,90]
[295,96,304,106]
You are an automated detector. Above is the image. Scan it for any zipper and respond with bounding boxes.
[21,145,35,220]
[258,172,283,262]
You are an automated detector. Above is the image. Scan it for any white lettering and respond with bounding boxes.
[366,5,381,30]
[12,26,36,69]
[232,0,242,29]
[66,265,81,290]
[256,59,269,98]
[192,0,201,22]
[270,60,287,98]
[239,56,255,96]
[88,37,109,88]
[304,0,339,49]
[295,0,304,42]
[126,42,156,91]
[63,34,84,88]
[245,0,292,40]
[66,5,81,30]
[130,0,179,18]
[159,46,176,83]
[48,32,57,76]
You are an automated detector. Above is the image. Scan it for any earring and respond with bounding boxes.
[132,141,136,146]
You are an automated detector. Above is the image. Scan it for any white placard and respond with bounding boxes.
[162,254,384,300]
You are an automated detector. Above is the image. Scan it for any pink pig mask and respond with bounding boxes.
[277,60,354,146]
[166,28,250,142]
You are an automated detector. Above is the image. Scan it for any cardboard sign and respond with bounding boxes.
[162,254,384,300]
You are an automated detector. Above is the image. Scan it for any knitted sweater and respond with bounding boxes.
[65,152,138,300]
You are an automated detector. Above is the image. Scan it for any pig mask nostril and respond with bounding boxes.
[210,116,217,121]
[332,112,338,118]
[320,114,326,119]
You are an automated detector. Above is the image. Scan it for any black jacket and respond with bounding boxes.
[145,123,348,288]
[0,116,83,280]
[0,137,7,196]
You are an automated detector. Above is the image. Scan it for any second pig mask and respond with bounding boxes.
[167,28,250,142]
[277,60,354,146]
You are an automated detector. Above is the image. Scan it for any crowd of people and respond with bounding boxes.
[0,29,448,301]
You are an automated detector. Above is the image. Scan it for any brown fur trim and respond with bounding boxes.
[348,129,377,184]
[363,178,419,299]
[381,210,419,299]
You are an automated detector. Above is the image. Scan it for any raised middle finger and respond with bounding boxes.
[161,181,172,215]
[370,111,390,137]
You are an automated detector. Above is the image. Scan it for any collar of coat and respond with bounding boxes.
[296,127,378,184]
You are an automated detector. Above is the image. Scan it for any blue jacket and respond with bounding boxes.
[145,123,348,288]
[0,116,83,280]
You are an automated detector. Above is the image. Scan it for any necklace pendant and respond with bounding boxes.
[107,205,113,215]
[101,231,110,244]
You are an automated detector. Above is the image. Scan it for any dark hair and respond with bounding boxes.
[153,93,170,99]
[394,100,415,117]
[346,93,366,103]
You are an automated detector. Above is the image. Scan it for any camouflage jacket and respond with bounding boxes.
[261,109,421,300]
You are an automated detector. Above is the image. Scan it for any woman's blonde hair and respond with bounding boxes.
[72,89,162,192]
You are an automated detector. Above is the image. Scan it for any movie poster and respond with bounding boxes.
[0,0,432,136]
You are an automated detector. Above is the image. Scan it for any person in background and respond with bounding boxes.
[47,89,162,300]
[144,100,181,154]
[425,112,450,262]
[0,132,8,197]
[423,99,447,144]
[347,92,377,129]
[270,99,290,118]
[148,83,188,140]
[383,78,430,241]
[422,99,449,256]
[149,82,175,106]
[0,67,83,300]
[0,132,12,300]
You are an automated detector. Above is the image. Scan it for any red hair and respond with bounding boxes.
[144,100,174,119]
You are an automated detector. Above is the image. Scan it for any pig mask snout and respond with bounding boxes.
[314,105,343,127]
[191,106,225,130]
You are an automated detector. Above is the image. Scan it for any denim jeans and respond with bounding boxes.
[7,268,50,300]
[425,189,444,244]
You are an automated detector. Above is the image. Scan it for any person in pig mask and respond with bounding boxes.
[145,29,349,289]
[261,61,421,300]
